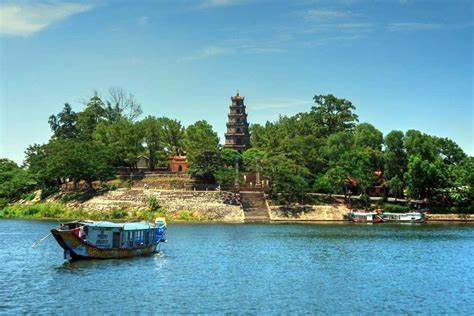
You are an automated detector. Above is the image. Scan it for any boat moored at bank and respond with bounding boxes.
[349,210,428,223]
[51,218,167,260]
[349,211,384,223]
[381,211,427,223]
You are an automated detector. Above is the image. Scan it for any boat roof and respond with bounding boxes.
[79,221,154,230]
[351,212,378,215]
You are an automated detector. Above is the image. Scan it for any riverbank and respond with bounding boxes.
[1,188,472,223]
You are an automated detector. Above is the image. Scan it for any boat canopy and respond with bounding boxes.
[79,221,155,230]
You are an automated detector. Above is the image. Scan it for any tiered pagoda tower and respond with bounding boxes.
[224,91,250,152]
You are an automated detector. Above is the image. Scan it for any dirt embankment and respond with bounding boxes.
[79,188,244,222]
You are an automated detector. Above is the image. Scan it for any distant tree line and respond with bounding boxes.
[0,90,472,209]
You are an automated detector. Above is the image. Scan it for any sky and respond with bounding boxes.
[0,0,472,164]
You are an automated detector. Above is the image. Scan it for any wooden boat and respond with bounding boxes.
[381,211,427,223]
[51,218,167,260]
[349,211,384,223]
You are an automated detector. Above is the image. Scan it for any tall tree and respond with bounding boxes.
[184,120,220,180]
[93,119,144,168]
[106,87,143,121]
[161,118,185,156]
[77,95,107,140]
[0,159,36,204]
[48,103,78,139]
[140,116,164,170]
[311,94,359,136]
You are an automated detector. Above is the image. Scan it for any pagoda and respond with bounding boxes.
[224,91,250,152]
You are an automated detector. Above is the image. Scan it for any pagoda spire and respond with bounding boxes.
[224,91,250,152]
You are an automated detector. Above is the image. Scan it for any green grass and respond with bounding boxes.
[0,202,197,222]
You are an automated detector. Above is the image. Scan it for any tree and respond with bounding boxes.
[384,130,407,182]
[140,116,165,170]
[0,159,36,204]
[93,119,144,168]
[404,155,440,199]
[264,155,309,204]
[221,148,241,167]
[48,103,78,139]
[434,137,466,165]
[311,94,359,136]
[404,130,437,162]
[161,118,185,155]
[242,148,266,172]
[106,87,143,121]
[187,150,221,182]
[77,95,107,140]
[354,123,383,151]
[184,120,220,168]
[387,176,404,199]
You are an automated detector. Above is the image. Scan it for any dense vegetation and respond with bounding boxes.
[0,89,472,211]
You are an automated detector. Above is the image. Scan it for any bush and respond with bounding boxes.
[110,208,128,219]
[177,210,195,221]
[381,203,411,213]
[40,186,59,200]
[0,198,9,209]
[148,196,160,212]
[21,192,36,201]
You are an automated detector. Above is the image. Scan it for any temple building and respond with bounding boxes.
[224,92,250,152]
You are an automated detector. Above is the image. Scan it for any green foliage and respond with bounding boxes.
[242,148,266,172]
[0,159,36,203]
[177,210,195,221]
[148,196,161,212]
[311,94,359,136]
[140,116,164,170]
[221,148,241,166]
[384,130,407,183]
[184,120,220,181]
[93,119,144,168]
[264,155,310,204]
[214,167,236,189]
[354,123,383,151]
[21,192,36,201]
[161,118,185,155]
[0,202,66,219]
[380,203,411,213]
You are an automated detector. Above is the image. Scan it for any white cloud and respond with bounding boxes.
[388,22,443,31]
[0,2,93,37]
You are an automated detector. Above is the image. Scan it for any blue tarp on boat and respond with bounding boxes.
[123,222,154,230]
[80,221,153,230]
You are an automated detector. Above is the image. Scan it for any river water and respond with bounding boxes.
[0,219,473,314]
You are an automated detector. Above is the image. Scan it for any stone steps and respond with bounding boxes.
[240,191,269,222]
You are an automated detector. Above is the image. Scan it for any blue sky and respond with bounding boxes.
[0,0,472,164]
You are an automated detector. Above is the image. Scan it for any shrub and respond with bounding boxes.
[148,196,160,212]
[40,186,59,200]
[21,192,36,201]
[382,203,411,213]
[110,208,128,219]
[178,210,195,221]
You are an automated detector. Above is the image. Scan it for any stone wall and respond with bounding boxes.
[269,203,350,221]
[80,188,244,222]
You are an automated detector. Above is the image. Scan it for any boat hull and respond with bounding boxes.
[51,229,159,260]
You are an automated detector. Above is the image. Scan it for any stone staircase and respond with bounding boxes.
[240,191,270,222]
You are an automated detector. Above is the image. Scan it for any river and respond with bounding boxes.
[0,219,473,314]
